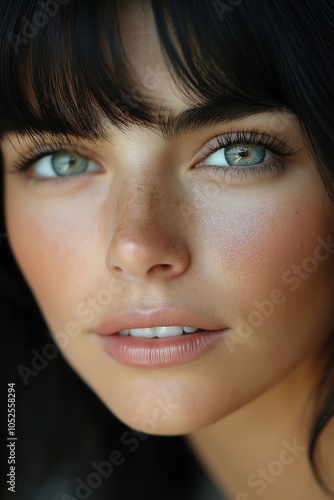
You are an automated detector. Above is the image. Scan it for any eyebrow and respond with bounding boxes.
[8,99,293,145]
[156,99,293,141]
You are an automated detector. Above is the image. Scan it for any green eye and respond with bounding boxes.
[51,153,89,176]
[33,152,101,178]
[203,143,274,168]
[225,144,268,166]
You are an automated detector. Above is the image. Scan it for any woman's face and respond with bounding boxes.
[2,4,334,435]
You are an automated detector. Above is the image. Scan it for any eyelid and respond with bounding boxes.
[188,128,301,183]
[191,127,297,165]
[11,142,104,172]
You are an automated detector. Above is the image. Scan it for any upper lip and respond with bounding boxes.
[95,305,227,335]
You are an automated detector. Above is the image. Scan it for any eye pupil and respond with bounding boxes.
[237,147,249,158]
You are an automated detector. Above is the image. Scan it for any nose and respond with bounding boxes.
[105,181,191,282]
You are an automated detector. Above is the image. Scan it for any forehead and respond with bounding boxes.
[116,1,188,112]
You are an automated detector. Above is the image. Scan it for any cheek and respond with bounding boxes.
[202,177,334,303]
[197,175,334,371]
[4,180,107,329]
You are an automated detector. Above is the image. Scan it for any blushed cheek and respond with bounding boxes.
[200,180,334,334]
[4,185,104,331]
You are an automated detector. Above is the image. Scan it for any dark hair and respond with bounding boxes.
[1,0,334,497]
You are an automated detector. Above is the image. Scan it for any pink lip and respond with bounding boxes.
[95,305,226,335]
[93,305,228,368]
[98,330,228,368]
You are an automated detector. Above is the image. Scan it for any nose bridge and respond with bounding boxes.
[115,174,163,234]
[112,131,168,225]
[105,169,190,281]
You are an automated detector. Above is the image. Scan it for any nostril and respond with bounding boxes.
[150,264,174,273]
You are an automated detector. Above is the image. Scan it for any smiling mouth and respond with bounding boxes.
[117,326,212,338]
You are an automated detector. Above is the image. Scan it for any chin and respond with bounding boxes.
[97,386,237,436]
[109,404,215,436]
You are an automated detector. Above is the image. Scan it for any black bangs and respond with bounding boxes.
[151,0,334,196]
[0,0,334,195]
[1,0,288,139]
[152,0,334,108]
[0,0,161,139]
[0,0,323,139]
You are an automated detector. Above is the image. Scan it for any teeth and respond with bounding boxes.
[155,326,183,338]
[119,329,130,336]
[120,328,156,338]
[118,326,200,338]
[183,327,198,333]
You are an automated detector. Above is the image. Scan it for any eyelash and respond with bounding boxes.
[11,143,99,186]
[10,129,298,185]
[197,129,297,180]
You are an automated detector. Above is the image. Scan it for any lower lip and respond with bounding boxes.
[98,330,227,368]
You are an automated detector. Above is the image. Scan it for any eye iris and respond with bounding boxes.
[225,143,266,166]
[51,153,88,176]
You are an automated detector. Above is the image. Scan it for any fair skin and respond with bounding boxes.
[2,3,334,499]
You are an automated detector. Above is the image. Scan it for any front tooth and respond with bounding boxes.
[128,328,157,338]
[183,327,198,333]
[119,329,130,335]
[155,326,183,338]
